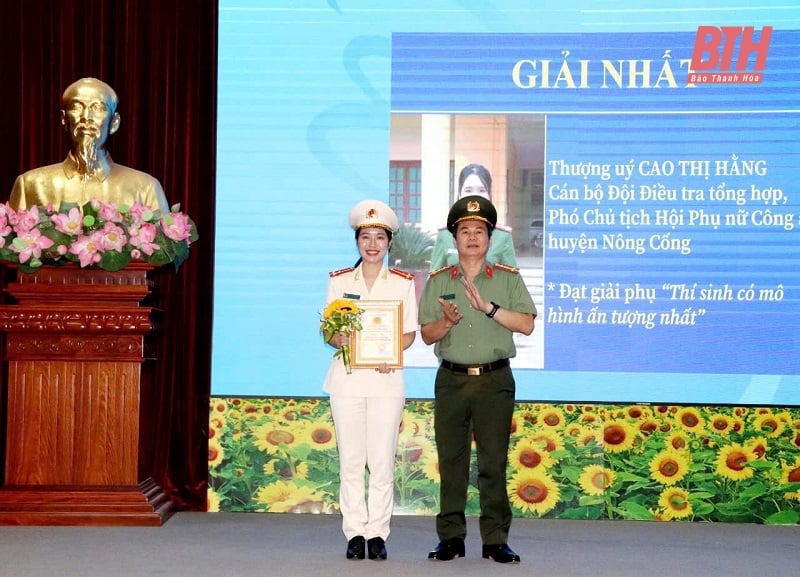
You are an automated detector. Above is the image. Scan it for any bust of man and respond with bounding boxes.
[8,77,170,212]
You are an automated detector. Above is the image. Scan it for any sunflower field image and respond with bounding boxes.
[208,398,800,524]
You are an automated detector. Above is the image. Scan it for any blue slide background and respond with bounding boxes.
[213,1,800,405]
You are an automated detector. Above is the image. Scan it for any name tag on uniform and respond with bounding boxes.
[441,294,456,300]
[343,293,361,299]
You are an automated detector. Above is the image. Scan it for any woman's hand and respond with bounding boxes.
[331,332,350,349]
[374,362,394,374]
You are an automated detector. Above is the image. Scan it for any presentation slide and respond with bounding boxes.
[212,1,800,405]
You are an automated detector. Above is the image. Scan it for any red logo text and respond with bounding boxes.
[688,26,772,84]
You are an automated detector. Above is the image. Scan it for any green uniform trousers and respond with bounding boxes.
[433,364,515,545]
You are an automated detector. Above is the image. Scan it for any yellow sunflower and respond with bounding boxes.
[538,406,567,429]
[398,414,429,441]
[715,443,756,481]
[752,413,785,438]
[253,423,296,454]
[602,419,637,453]
[397,438,431,466]
[665,432,689,451]
[206,487,221,512]
[649,449,690,485]
[638,418,659,436]
[624,405,651,420]
[264,460,309,480]
[208,438,224,468]
[420,456,440,483]
[745,436,769,460]
[658,487,693,520]
[509,438,554,472]
[578,464,616,496]
[675,407,704,434]
[708,413,734,436]
[780,457,800,501]
[255,481,329,513]
[576,425,602,447]
[300,422,337,451]
[241,402,261,418]
[210,398,229,415]
[528,430,565,454]
[508,471,560,516]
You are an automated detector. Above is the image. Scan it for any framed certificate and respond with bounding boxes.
[351,300,404,369]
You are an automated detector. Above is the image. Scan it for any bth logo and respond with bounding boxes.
[688,26,772,84]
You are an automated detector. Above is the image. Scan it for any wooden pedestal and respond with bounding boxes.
[0,264,173,525]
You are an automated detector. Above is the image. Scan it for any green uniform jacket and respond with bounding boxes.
[418,263,537,365]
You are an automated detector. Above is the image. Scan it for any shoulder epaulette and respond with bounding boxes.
[389,267,415,280]
[430,265,453,277]
[329,267,354,277]
[495,223,513,232]
[494,263,520,274]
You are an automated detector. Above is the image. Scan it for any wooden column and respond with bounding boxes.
[0,263,173,525]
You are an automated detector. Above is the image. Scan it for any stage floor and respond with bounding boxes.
[0,512,797,577]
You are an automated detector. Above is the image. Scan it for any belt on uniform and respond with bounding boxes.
[440,358,509,376]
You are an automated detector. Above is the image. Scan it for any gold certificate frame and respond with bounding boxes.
[351,300,403,369]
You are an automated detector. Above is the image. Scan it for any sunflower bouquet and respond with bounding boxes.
[320,298,363,374]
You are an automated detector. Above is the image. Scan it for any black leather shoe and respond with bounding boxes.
[428,537,465,561]
[367,537,387,560]
[482,544,521,564]
[346,536,366,560]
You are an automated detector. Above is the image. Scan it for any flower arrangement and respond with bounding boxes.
[320,298,363,374]
[0,200,198,273]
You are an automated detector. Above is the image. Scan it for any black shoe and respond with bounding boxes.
[428,537,465,561]
[482,544,521,564]
[367,537,387,560]
[346,536,366,560]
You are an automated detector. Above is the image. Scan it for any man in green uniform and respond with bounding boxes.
[419,195,537,565]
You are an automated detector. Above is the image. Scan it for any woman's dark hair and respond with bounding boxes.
[458,163,492,196]
[352,227,393,267]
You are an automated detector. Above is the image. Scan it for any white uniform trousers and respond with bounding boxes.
[329,394,405,541]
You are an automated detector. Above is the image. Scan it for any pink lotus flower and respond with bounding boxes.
[11,206,41,233]
[10,228,55,264]
[96,222,128,252]
[50,207,84,235]
[96,201,123,222]
[127,202,152,223]
[68,233,102,267]
[128,222,161,256]
[161,212,193,242]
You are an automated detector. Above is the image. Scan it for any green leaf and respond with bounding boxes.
[614,501,654,520]
[98,250,132,272]
[764,509,799,525]
[558,506,602,520]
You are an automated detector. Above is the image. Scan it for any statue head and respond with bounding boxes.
[60,78,121,173]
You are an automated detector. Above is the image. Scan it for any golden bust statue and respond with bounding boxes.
[8,77,170,212]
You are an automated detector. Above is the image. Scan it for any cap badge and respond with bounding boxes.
[466,200,480,212]
[367,208,378,219]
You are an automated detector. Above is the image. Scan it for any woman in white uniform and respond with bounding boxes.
[323,199,418,561]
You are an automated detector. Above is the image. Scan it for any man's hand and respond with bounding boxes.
[461,276,490,314]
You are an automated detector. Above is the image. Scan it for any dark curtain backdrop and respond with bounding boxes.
[0,0,217,510]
